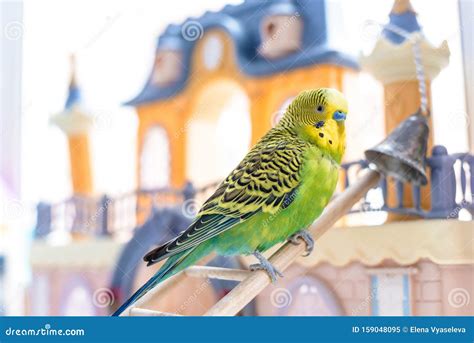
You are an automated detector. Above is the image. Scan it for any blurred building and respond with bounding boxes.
[26,0,473,316]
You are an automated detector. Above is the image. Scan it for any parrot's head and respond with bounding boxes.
[281,88,348,163]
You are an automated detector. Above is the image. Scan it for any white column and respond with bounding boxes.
[0,0,24,316]
[458,0,473,152]
[0,0,23,196]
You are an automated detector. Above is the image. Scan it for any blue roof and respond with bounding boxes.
[383,10,421,44]
[65,83,81,110]
[127,0,358,106]
[64,60,81,110]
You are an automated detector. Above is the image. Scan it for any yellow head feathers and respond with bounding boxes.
[279,88,348,163]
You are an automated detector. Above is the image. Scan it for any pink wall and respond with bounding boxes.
[256,262,372,316]
[412,261,473,315]
[256,259,473,316]
[27,267,113,316]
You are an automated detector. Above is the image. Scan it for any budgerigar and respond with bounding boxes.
[113,88,347,316]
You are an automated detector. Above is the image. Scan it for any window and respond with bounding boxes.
[278,276,344,316]
[60,277,96,316]
[370,270,411,316]
[186,81,250,186]
[140,126,170,190]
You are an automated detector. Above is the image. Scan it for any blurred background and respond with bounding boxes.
[0,0,472,316]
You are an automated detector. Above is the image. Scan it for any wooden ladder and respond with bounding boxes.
[120,169,381,316]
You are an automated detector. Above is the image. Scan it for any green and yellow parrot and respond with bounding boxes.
[113,88,347,316]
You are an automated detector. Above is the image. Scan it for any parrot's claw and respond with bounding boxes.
[249,251,283,283]
[288,229,314,256]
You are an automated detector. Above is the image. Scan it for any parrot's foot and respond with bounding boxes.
[249,251,283,283]
[288,229,314,256]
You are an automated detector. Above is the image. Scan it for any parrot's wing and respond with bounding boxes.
[143,133,307,265]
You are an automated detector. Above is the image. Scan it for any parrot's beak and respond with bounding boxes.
[333,110,346,122]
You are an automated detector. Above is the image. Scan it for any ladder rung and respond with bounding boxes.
[119,272,187,316]
[184,266,251,281]
[129,307,181,316]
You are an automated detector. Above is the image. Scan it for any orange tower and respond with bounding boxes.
[360,0,450,217]
[51,57,94,195]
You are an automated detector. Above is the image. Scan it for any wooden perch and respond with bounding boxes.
[184,266,251,281]
[130,307,181,316]
[124,168,381,316]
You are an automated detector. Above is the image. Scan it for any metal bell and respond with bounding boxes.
[365,112,429,186]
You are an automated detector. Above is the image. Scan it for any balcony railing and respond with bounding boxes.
[341,146,473,218]
[34,146,473,239]
[34,182,219,239]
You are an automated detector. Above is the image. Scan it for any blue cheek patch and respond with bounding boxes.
[333,111,346,122]
[314,120,325,128]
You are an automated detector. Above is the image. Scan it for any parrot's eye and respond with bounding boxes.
[316,105,324,113]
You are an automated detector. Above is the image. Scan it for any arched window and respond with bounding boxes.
[278,276,344,316]
[61,277,95,316]
[186,81,250,186]
[140,126,170,190]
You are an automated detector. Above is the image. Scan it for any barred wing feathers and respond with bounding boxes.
[143,130,307,265]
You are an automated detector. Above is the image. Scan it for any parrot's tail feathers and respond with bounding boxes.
[112,249,193,316]
[143,236,177,266]
[111,269,163,317]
